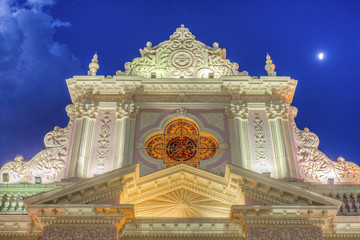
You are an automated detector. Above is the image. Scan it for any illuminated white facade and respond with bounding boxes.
[1,25,360,240]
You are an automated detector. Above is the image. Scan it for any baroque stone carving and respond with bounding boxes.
[116,103,139,119]
[291,107,360,183]
[169,108,194,118]
[225,103,248,119]
[265,103,289,119]
[253,113,271,173]
[124,25,248,78]
[94,112,111,175]
[74,102,98,118]
[0,105,75,183]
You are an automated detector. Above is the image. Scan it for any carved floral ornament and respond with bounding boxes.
[121,25,248,79]
[291,106,360,184]
[0,105,75,184]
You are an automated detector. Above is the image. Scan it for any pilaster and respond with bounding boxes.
[113,103,139,169]
[67,103,98,178]
[226,103,250,169]
[266,103,289,178]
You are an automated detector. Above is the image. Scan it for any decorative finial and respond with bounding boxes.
[88,53,99,76]
[181,24,184,28]
[265,53,276,76]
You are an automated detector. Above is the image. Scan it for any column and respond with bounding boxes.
[113,103,139,169]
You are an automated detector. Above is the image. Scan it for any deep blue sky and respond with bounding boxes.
[0,0,359,168]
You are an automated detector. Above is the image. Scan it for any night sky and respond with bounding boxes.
[1,0,359,168]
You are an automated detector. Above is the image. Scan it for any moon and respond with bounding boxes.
[318,53,324,60]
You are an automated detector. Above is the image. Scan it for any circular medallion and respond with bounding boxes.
[166,136,197,161]
[171,51,193,69]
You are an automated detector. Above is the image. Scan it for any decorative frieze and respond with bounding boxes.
[134,94,232,103]
[42,225,117,240]
[247,226,323,240]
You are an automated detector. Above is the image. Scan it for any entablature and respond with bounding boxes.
[66,75,297,104]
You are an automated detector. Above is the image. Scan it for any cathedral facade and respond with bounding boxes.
[1,25,360,240]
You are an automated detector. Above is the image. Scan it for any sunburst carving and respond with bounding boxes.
[135,189,230,218]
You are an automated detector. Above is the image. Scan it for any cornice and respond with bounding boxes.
[66,75,297,104]
[232,205,338,227]
[23,164,139,205]
[26,204,134,226]
[120,218,245,239]
[225,164,341,207]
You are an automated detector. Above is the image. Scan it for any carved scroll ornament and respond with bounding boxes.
[123,25,248,78]
[0,105,75,184]
[291,106,360,184]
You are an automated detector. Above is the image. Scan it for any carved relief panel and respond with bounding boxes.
[87,110,117,177]
[247,111,277,177]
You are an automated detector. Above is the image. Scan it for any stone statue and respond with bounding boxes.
[139,41,156,57]
[209,42,226,59]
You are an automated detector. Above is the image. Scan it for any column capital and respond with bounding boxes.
[225,103,249,119]
[74,102,98,118]
[265,103,290,119]
[116,103,139,119]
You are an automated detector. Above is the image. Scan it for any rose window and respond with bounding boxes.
[145,118,218,168]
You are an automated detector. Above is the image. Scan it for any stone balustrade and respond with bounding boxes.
[0,182,72,214]
[288,181,360,216]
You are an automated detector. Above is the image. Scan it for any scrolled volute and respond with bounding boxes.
[292,107,360,184]
[0,105,74,183]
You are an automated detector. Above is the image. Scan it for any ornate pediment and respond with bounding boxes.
[122,25,248,78]
[23,164,340,223]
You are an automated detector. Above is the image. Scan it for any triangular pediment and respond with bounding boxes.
[225,164,340,207]
[23,163,341,222]
[23,164,139,206]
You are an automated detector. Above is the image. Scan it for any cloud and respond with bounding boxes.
[27,0,55,9]
[0,0,81,166]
